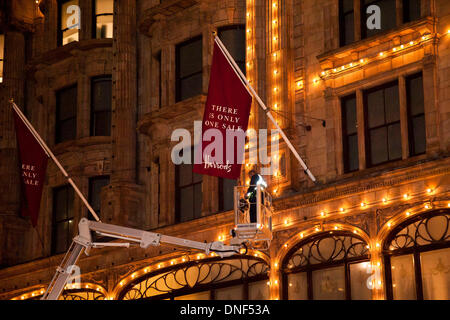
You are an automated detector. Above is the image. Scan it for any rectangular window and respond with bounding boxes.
[52,185,75,255]
[218,25,246,75]
[0,34,4,83]
[156,51,162,108]
[94,0,113,39]
[364,81,401,166]
[219,178,237,212]
[58,0,80,46]
[406,72,426,156]
[403,0,421,23]
[56,85,77,143]
[88,175,109,217]
[361,0,396,39]
[176,36,202,102]
[175,148,202,222]
[339,0,355,46]
[341,94,359,172]
[90,75,112,136]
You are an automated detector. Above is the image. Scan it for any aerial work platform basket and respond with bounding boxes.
[231,184,273,250]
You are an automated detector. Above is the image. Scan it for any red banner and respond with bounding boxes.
[193,41,252,179]
[13,109,48,227]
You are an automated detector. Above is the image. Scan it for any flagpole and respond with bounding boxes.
[213,35,317,183]
[10,99,101,222]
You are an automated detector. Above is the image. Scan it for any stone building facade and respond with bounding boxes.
[0,0,449,300]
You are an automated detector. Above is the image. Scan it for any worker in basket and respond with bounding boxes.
[245,170,267,223]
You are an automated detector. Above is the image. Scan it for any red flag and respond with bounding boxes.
[13,109,48,227]
[193,41,252,179]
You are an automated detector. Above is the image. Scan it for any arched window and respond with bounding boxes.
[383,209,450,300]
[15,286,106,300]
[118,256,269,300]
[282,231,370,300]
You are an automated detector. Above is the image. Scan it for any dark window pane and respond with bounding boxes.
[411,115,426,154]
[220,178,237,212]
[406,73,426,156]
[89,176,110,215]
[179,73,203,101]
[52,185,74,254]
[403,0,421,23]
[387,123,402,160]
[194,183,202,218]
[176,37,202,102]
[59,0,79,46]
[341,94,359,173]
[218,25,245,74]
[367,89,385,128]
[178,163,193,187]
[178,38,202,78]
[407,75,424,116]
[384,84,400,123]
[91,76,112,136]
[56,85,77,143]
[179,186,194,222]
[370,126,388,165]
[340,0,355,46]
[347,135,359,171]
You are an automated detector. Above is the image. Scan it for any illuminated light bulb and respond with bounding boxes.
[393,48,397,52]
[256,223,261,229]
[267,281,271,286]
[448,29,450,34]
[40,290,44,294]
[406,211,411,217]
[144,268,149,273]
[170,261,174,265]
[273,36,278,41]
[273,188,278,194]
[410,41,414,45]
[246,13,250,17]
[284,219,288,225]
[334,226,338,230]
[425,203,430,209]
[448,203,450,207]
[86,285,89,289]
[274,280,278,285]
[272,3,277,8]
[403,193,409,200]
[349,63,353,67]
[422,35,426,40]
[247,46,251,51]
[247,29,251,33]
[197,255,201,259]
[313,78,319,84]
[131,274,135,279]
[360,58,364,63]
[246,180,250,186]
[21,296,25,300]
[273,52,277,58]
[333,68,337,72]
[341,65,345,70]
[366,245,370,249]
[273,20,277,24]
[273,87,278,92]
[353,230,357,234]
[320,211,325,217]
[289,283,293,287]
[379,52,384,57]
[339,207,345,213]
[96,288,100,291]
[245,143,249,149]
[315,226,320,232]
[361,202,366,208]
[32,293,35,297]
[273,69,278,75]
[376,242,380,248]
[274,262,278,268]
[254,253,258,257]
[382,197,387,203]
[300,233,304,238]
[182,257,186,262]
[426,188,433,194]
[246,62,250,68]
[321,71,326,76]
[157,264,161,268]
[400,44,404,49]
[284,244,288,248]
[387,222,391,228]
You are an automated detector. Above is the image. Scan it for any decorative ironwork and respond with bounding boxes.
[385,211,450,251]
[59,290,106,300]
[120,256,269,300]
[284,232,369,271]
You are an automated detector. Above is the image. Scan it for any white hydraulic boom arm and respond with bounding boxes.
[41,218,242,300]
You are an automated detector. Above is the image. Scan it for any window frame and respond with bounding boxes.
[90,75,112,136]
[383,209,450,300]
[175,147,203,223]
[88,175,110,217]
[341,93,359,173]
[282,232,370,300]
[55,84,77,144]
[406,72,426,157]
[363,80,402,167]
[339,0,355,46]
[217,24,246,75]
[57,0,80,46]
[92,0,114,39]
[175,35,203,102]
[51,185,75,255]
[0,33,4,83]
